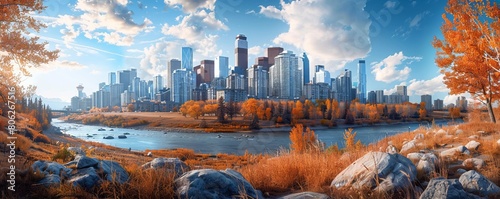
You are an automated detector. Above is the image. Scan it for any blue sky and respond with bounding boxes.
[27,0,463,108]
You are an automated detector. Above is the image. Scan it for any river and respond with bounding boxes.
[52,119,460,155]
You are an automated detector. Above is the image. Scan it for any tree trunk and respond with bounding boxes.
[486,99,497,123]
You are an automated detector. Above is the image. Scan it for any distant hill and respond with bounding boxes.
[32,95,69,110]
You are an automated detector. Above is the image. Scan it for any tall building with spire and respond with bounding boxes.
[234,34,248,76]
[77,84,84,99]
[357,60,366,103]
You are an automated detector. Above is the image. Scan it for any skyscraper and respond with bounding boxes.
[247,65,268,99]
[336,69,353,102]
[182,47,193,70]
[396,85,409,102]
[167,59,181,89]
[314,65,331,85]
[357,60,366,103]
[269,50,302,99]
[108,72,116,85]
[117,70,131,91]
[267,47,284,66]
[171,69,195,104]
[215,56,229,78]
[77,84,84,99]
[302,52,310,84]
[234,34,248,76]
[376,90,384,104]
[421,94,433,111]
[153,75,164,95]
[196,60,214,86]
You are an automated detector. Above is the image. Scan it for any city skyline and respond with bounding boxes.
[25,0,462,108]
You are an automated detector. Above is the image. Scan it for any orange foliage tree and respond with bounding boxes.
[289,124,318,153]
[291,101,304,121]
[0,1,59,115]
[241,98,259,119]
[433,0,500,123]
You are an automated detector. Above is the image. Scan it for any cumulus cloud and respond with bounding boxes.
[260,0,371,70]
[371,51,421,83]
[384,82,406,95]
[407,74,448,96]
[161,9,227,57]
[139,41,181,80]
[164,0,215,13]
[248,46,264,56]
[55,0,153,46]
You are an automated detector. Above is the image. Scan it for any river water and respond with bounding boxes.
[52,119,459,155]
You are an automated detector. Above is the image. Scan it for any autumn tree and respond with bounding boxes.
[449,107,461,120]
[241,98,259,119]
[0,1,59,116]
[216,97,226,122]
[419,102,427,119]
[291,100,304,121]
[127,104,135,112]
[289,124,319,153]
[433,0,500,123]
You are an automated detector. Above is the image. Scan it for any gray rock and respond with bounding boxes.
[37,174,61,187]
[456,169,468,176]
[386,145,398,154]
[465,140,481,151]
[331,151,417,193]
[440,146,470,158]
[45,162,72,177]
[146,151,152,157]
[462,158,485,170]
[401,140,417,154]
[65,155,99,169]
[420,178,479,199]
[459,170,500,197]
[175,169,262,199]
[67,167,100,190]
[417,154,438,180]
[407,153,424,164]
[455,129,464,135]
[31,160,47,172]
[436,129,447,136]
[67,147,86,156]
[99,160,129,184]
[469,135,479,140]
[277,192,330,199]
[141,157,189,177]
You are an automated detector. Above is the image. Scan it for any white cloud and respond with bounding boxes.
[164,0,215,13]
[139,41,181,80]
[259,5,282,20]
[371,51,421,83]
[248,46,263,56]
[260,0,371,70]
[245,10,256,15]
[407,74,448,96]
[161,9,227,57]
[55,0,153,45]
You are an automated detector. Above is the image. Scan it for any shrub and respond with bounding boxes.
[52,148,74,162]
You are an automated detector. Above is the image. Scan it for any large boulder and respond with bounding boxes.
[175,169,262,199]
[420,178,479,199]
[99,160,129,184]
[36,174,61,187]
[459,170,500,197]
[67,167,101,190]
[386,145,398,154]
[407,153,424,164]
[400,140,417,154]
[141,157,189,177]
[65,155,99,169]
[31,160,72,177]
[440,146,470,158]
[277,192,330,199]
[416,153,438,180]
[331,151,417,193]
[462,158,485,170]
[465,141,481,151]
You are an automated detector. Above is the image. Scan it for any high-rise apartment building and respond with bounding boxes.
[171,69,195,104]
[357,60,366,103]
[314,65,331,85]
[335,69,353,102]
[182,47,193,70]
[234,34,248,76]
[375,90,384,104]
[194,60,214,87]
[396,85,409,102]
[367,91,376,104]
[269,50,302,99]
[247,65,268,99]
[215,56,229,78]
[153,75,164,95]
[302,53,310,84]
[421,94,433,111]
[117,70,131,91]
[434,99,444,110]
[167,59,181,89]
